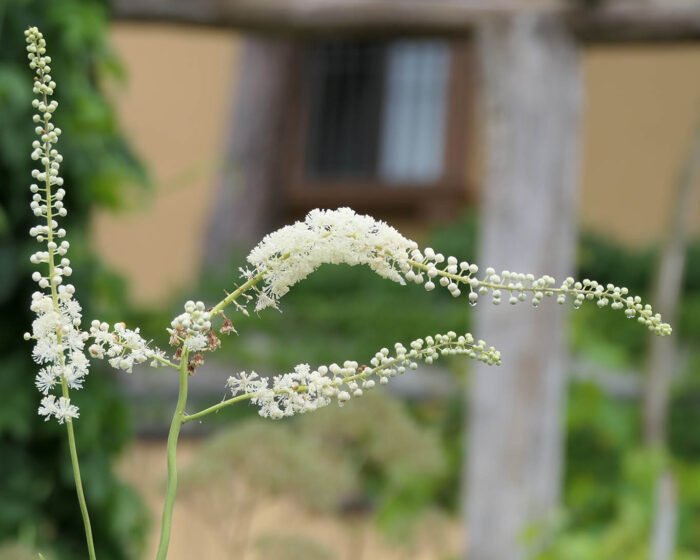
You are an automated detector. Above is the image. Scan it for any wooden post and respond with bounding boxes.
[204,37,294,265]
[644,115,700,448]
[464,14,581,560]
[644,115,700,560]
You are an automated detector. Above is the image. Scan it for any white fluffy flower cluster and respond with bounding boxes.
[88,321,165,372]
[24,28,86,424]
[169,300,213,352]
[226,332,501,419]
[27,288,89,422]
[406,249,672,336]
[38,395,79,425]
[246,208,418,310]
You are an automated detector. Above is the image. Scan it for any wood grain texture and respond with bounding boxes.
[112,0,700,42]
[203,37,294,264]
[464,14,581,560]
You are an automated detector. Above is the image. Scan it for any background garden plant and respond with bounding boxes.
[22,24,674,560]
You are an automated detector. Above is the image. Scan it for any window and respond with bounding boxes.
[283,38,473,219]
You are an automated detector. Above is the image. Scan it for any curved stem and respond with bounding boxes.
[155,350,190,560]
[183,393,255,424]
[210,272,263,316]
[150,354,180,370]
[62,378,97,560]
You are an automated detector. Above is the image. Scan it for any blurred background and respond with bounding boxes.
[2,0,700,559]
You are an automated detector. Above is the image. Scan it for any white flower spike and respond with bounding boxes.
[24,27,88,423]
[226,332,501,419]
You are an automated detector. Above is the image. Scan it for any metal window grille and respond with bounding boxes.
[304,39,450,185]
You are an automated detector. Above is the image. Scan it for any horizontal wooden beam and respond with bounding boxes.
[110,0,549,36]
[570,1,700,43]
[111,0,700,42]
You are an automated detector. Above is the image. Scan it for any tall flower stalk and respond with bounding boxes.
[23,27,96,560]
[22,27,672,560]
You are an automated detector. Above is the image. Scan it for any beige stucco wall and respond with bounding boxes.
[95,24,700,304]
[582,44,700,245]
[93,25,241,304]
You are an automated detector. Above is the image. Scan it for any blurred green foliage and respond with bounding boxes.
[254,534,336,560]
[182,391,447,539]
[0,541,53,560]
[0,1,148,557]
[181,420,358,512]
[296,390,446,535]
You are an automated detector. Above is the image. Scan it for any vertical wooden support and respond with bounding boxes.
[465,13,582,560]
[204,37,293,265]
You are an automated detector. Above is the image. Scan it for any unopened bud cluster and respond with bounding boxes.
[405,250,672,336]
[226,331,501,419]
[169,300,215,353]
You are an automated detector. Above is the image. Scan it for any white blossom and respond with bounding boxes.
[226,371,266,395]
[227,331,501,419]
[184,333,208,352]
[35,366,61,395]
[246,208,418,310]
[88,321,165,373]
[38,395,79,424]
[24,27,92,422]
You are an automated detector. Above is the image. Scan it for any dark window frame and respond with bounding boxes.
[281,38,475,220]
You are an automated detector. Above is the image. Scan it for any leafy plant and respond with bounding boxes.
[0,5,147,558]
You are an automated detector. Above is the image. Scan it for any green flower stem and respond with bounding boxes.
[150,354,180,370]
[61,379,97,560]
[39,75,96,559]
[210,272,264,317]
[119,346,178,370]
[182,393,256,424]
[155,349,190,560]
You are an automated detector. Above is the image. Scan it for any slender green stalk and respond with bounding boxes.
[155,350,190,560]
[61,378,97,560]
[183,393,255,424]
[37,64,96,559]
[210,272,263,316]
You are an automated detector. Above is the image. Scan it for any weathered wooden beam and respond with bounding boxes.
[109,0,553,36]
[203,38,294,263]
[570,0,700,43]
[464,13,581,559]
[111,0,700,42]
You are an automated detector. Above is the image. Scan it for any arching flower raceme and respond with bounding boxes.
[226,332,501,419]
[403,253,672,336]
[239,208,671,336]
